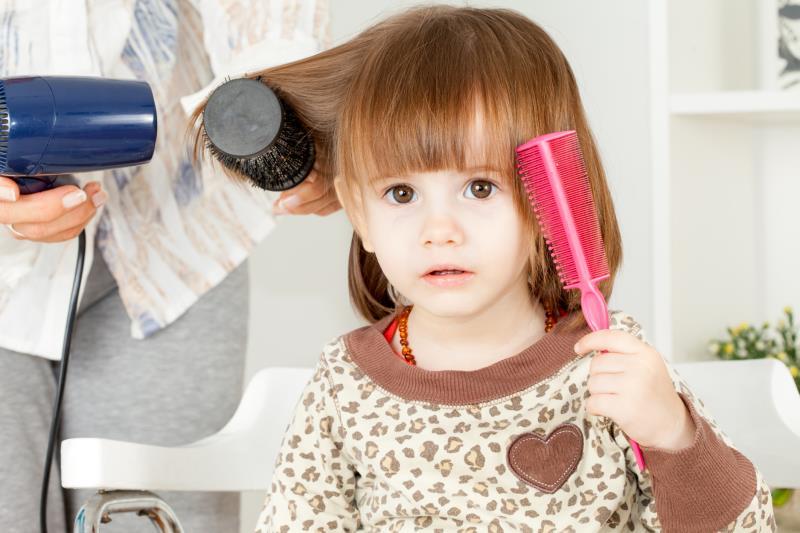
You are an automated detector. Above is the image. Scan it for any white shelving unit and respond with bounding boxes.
[671,91,800,121]
[649,0,800,363]
[650,1,800,507]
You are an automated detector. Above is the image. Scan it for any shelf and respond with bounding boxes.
[670,90,800,122]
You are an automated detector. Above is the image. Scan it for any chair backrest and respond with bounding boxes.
[187,365,315,490]
[215,366,315,438]
[673,358,800,488]
[61,366,316,492]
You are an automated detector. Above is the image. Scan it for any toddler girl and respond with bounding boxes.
[233,5,774,531]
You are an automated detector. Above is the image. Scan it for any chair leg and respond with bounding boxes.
[73,490,184,533]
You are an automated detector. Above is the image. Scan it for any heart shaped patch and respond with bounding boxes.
[506,423,583,493]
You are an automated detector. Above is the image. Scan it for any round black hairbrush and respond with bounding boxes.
[202,77,315,191]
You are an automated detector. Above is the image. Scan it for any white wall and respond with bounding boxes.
[760,128,800,320]
[665,0,800,361]
[240,1,653,529]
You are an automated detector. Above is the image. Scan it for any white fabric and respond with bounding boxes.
[0,0,329,359]
[180,35,320,117]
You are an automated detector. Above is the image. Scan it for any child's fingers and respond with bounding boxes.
[587,372,626,395]
[588,352,632,375]
[585,392,620,420]
[574,329,642,356]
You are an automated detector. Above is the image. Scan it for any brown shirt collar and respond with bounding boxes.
[342,309,591,405]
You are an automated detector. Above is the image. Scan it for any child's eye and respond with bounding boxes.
[465,179,498,200]
[384,184,416,204]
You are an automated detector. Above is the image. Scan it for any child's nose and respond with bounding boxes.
[421,214,464,247]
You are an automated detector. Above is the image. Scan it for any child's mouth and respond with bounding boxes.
[423,270,474,287]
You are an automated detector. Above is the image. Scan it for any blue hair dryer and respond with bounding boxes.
[0,75,157,194]
[0,76,157,533]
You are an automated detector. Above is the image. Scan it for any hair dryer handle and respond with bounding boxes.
[14,176,60,195]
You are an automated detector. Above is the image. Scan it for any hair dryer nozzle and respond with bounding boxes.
[0,76,157,193]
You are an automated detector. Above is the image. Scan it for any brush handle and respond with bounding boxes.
[579,280,609,331]
[581,280,647,472]
[515,130,646,472]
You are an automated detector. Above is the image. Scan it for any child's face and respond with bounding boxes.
[352,164,531,317]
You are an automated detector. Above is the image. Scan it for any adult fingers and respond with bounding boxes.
[0,176,20,202]
[274,185,339,215]
[32,221,92,243]
[8,182,106,242]
[272,170,334,213]
[0,183,93,225]
[313,198,343,217]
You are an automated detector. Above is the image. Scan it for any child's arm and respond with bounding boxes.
[606,312,776,532]
[254,353,360,532]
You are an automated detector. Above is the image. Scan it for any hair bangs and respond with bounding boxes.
[337,11,524,195]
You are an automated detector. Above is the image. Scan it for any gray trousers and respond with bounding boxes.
[0,244,248,532]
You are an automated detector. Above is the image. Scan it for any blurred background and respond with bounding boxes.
[242,0,800,528]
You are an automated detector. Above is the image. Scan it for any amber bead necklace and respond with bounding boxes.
[397,304,557,366]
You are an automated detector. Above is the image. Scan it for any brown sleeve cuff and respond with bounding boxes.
[638,392,757,532]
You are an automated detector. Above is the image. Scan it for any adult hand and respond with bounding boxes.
[0,176,107,243]
[272,165,341,217]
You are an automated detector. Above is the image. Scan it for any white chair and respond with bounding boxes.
[672,358,800,488]
[61,366,314,532]
[61,359,800,531]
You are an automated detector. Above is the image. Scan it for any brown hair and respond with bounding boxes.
[189,5,622,333]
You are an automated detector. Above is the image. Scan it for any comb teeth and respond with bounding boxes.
[0,80,7,172]
[515,130,609,289]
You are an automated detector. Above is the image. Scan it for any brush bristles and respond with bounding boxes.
[515,131,608,289]
[202,96,315,192]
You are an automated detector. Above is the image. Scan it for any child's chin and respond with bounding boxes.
[414,296,485,317]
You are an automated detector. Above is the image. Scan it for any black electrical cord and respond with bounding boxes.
[40,229,86,533]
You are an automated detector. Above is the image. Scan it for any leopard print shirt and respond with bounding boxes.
[255,310,775,532]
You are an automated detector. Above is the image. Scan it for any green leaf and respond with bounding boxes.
[773,488,794,507]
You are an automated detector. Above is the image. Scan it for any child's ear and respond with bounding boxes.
[333,176,375,253]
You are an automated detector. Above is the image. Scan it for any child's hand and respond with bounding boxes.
[575,330,697,451]
[272,165,341,217]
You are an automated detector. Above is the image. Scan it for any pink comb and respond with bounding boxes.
[515,130,646,472]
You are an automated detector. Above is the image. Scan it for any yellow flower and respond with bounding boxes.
[732,322,749,335]
[785,306,793,315]
[724,343,734,355]
[791,366,799,378]
[778,352,789,363]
